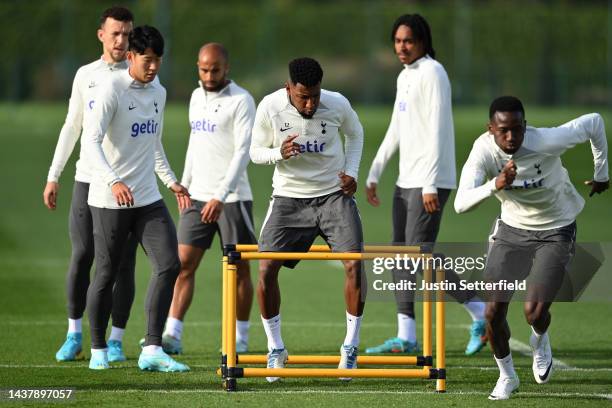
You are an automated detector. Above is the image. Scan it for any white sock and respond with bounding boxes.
[91,348,108,355]
[343,311,363,347]
[261,314,284,352]
[142,345,163,355]
[463,298,486,321]
[236,320,250,344]
[164,317,183,340]
[531,326,544,341]
[397,313,416,343]
[108,326,125,342]
[68,318,82,334]
[494,353,517,379]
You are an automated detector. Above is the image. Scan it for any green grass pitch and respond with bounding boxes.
[0,103,610,406]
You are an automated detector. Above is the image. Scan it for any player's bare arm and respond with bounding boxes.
[111,181,134,207]
[200,199,224,223]
[339,172,357,196]
[495,160,517,190]
[43,182,59,210]
[170,182,191,211]
[365,182,380,206]
[422,193,440,214]
[584,179,610,197]
[280,134,301,159]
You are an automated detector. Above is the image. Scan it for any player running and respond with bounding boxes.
[250,57,365,382]
[454,96,609,399]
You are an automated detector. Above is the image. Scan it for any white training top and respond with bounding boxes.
[82,69,177,209]
[366,55,456,194]
[181,81,255,203]
[454,113,609,230]
[250,88,364,198]
[47,57,128,183]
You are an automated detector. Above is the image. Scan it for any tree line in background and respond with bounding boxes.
[1,0,610,105]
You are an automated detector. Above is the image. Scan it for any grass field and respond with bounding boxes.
[0,103,611,406]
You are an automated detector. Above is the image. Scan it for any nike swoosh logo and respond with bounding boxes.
[539,360,553,382]
[129,106,136,110]
[88,85,96,88]
[280,127,292,132]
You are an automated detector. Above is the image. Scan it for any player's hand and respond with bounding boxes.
[170,182,192,211]
[365,183,380,206]
[43,181,59,210]
[339,172,357,196]
[422,193,440,214]
[495,160,517,190]
[585,179,610,197]
[200,199,224,223]
[280,135,301,159]
[111,181,134,207]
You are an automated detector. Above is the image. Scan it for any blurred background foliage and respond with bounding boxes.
[0,0,610,106]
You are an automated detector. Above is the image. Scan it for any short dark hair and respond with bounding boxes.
[288,57,323,87]
[129,25,164,57]
[489,96,525,119]
[99,6,133,26]
[391,14,436,60]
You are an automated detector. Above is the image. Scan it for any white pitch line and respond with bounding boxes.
[80,389,612,400]
[2,364,611,372]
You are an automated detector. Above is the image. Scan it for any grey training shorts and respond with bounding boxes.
[259,190,363,268]
[178,200,257,250]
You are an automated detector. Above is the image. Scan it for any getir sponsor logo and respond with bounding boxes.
[131,120,159,137]
[191,118,216,133]
[299,140,326,153]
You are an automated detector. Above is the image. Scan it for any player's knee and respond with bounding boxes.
[344,260,361,279]
[523,303,545,326]
[485,304,505,326]
[236,260,252,279]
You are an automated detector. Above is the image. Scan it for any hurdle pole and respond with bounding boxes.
[221,256,228,357]
[231,251,421,261]
[224,261,238,391]
[423,265,433,361]
[436,267,446,392]
[234,244,422,253]
[237,355,422,365]
[239,367,432,378]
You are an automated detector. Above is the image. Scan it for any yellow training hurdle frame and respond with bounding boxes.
[219,244,446,392]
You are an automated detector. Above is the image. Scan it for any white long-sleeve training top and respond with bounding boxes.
[454,113,609,230]
[366,55,456,194]
[82,69,177,209]
[181,81,255,203]
[47,58,128,183]
[250,88,364,198]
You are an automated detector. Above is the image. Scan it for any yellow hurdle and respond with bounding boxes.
[220,245,446,392]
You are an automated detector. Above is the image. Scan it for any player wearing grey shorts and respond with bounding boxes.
[259,191,363,268]
[454,96,608,399]
[178,200,256,249]
[485,219,576,302]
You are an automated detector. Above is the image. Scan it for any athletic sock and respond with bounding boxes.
[397,313,417,343]
[108,326,125,342]
[68,318,82,334]
[531,325,544,341]
[142,345,163,355]
[261,314,284,352]
[463,298,486,321]
[236,320,250,344]
[164,317,183,340]
[343,311,363,347]
[494,352,517,379]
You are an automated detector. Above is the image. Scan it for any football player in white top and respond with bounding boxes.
[455,96,608,399]
[43,6,138,364]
